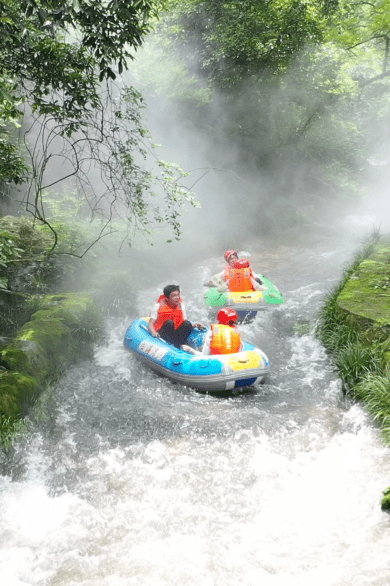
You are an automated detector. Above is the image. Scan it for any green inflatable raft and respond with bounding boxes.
[204,275,284,321]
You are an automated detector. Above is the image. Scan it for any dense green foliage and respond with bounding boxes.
[161,0,329,88]
[1,0,153,185]
[0,0,200,248]
[1,0,162,108]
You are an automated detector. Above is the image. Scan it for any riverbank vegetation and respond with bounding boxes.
[315,234,390,433]
[315,234,390,508]
[0,214,141,446]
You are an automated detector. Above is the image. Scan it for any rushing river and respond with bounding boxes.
[1,220,390,586]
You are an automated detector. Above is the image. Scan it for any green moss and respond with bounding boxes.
[0,216,53,255]
[0,292,103,426]
[0,371,39,419]
[1,344,36,375]
[40,293,91,310]
[31,307,78,324]
[381,486,390,511]
[17,319,70,356]
[336,236,390,342]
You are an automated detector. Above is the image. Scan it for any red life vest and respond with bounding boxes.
[153,295,185,331]
[209,324,242,355]
[224,266,254,292]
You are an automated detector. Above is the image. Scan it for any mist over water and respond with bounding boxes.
[1,216,390,586]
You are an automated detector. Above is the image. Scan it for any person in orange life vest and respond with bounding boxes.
[207,249,238,287]
[182,308,243,355]
[148,285,206,348]
[222,258,267,293]
[207,250,266,291]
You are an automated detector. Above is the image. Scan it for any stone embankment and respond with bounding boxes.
[336,235,390,348]
[0,293,101,424]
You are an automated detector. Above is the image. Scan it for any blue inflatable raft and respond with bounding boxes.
[124,318,270,393]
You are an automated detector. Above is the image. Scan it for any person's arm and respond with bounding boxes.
[148,318,160,338]
[251,270,267,288]
[148,304,160,337]
[207,270,225,287]
[216,281,229,292]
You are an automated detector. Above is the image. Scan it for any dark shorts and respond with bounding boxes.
[158,319,193,348]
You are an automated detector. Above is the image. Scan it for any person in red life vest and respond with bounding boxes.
[182,308,243,355]
[148,284,206,348]
[207,250,266,292]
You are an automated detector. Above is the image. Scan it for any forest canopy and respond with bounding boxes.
[1,0,390,249]
[132,0,390,219]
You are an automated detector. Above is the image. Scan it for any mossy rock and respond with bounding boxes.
[381,486,390,511]
[336,235,390,343]
[39,293,92,313]
[0,371,39,420]
[0,215,53,256]
[0,292,103,425]
[17,319,71,362]
[1,341,48,378]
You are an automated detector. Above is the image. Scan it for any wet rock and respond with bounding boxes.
[381,487,390,511]
[0,293,103,424]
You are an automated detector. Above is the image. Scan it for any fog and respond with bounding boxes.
[103,114,381,291]
[4,22,390,294]
[120,36,390,265]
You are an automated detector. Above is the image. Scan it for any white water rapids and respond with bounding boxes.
[1,223,390,586]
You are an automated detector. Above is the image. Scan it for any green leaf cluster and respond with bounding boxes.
[0,229,24,289]
[160,0,330,89]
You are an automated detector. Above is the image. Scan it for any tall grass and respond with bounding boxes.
[0,416,30,450]
[354,372,390,445]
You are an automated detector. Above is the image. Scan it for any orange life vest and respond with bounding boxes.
[209,324,241,355]
[153,295,185,331]
[224,266,254,292]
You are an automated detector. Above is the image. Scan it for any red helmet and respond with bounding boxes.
[217,308,238,325]
[233,258,250,269]
[224,249,238,262]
